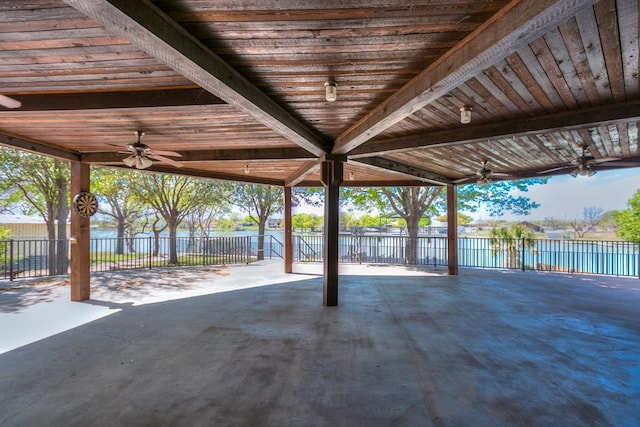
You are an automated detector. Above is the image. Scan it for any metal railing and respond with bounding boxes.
[1,235,261,281]
[2,234,639,281]
[291,234,640,277]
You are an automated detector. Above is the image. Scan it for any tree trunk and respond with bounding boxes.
[56,180,69,275]
[168,220,178,265]
[405,216,421,264]
[257,219,266,260]
[153,229,161,257]
[116,221,125,254]
[46,217,57,274]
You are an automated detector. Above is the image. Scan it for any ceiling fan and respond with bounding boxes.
[540,146,619,178]
[0,94,21,109]
[454,160,511,185]
[119,131,183,169]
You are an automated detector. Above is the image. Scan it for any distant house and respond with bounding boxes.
[517,221,544,233]
[0,214,69,240]
[267,218,282,229]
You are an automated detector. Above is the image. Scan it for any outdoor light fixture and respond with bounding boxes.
[349,171,355,181]
[324,80,337,102]
[460,106,472,124]
[244,164,250,174]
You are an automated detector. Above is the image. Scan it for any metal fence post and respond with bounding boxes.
[246,236,251,264]
[521,237,526,272]
[148,236,152,269]
[9,239,14,281]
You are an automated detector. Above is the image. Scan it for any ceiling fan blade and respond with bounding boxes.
[0,94,21,109]
[452,176,475,184]
[150,154,183,168]
[588,157,620,164]
[153,150,182,157]
[538,165,570,174]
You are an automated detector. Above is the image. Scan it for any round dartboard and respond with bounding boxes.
[72,191,98,218]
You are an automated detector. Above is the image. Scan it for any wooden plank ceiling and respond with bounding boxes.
[0,0,639,187]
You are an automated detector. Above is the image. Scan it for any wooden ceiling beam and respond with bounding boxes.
[112,164,285,187]
[7,88,223,111]
[332,0,598,155]
[0,132,80,162]
[284,161,321,187]
[350,100,640,157]
[63,0,330,156]
[352,157,451,186]
[81,147,316,164]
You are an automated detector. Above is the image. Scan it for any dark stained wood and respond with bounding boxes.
[350,100,640,157]
[82,147,314,164]
[283,186,293,274]
[63,0,330,156]
[352,157,451,185]
[322,159,343,307]
[70,162,91,301]
[0,131,80,161]
[447,184,458,276]
[0,0,637,190]
[11,88,223,111]
[332,0,599,154]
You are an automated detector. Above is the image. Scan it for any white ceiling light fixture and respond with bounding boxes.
[349,171,355,181]
[460,106,472,124]
[324,81,337,102]
[244,164,250,174]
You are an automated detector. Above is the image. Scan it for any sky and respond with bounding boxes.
[298,168,640,222]
[475,168,640,222]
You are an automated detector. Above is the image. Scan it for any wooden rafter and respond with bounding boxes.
[81,147,315,164]
[352,157,451,185]
[350,100,640,158]
[0,132,80,162]
[63,0,329,156]
[284,161,321,187]
[332,0,598,155]
[9,88,223,111]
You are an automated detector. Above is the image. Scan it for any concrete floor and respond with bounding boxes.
[1,262,639,426]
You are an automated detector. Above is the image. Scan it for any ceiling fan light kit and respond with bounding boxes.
[119,130,183,169]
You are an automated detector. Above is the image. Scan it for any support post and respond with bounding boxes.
[283,186,293,273]
[447,184,459,276]
[70,162,91,301]
[322,159,343,306]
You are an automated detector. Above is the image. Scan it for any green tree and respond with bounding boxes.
[436,212,473,226]
[490,224,534,269]
[292,213,321,232]
[232,184,283,261]
[0,148,69,274]
[0,226,11,265]
[91,167,147,254]
[183,181,233,251]
[132,174,204,264]
[344,179,546,264]
[613,190,640,241]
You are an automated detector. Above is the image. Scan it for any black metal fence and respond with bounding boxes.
[292,234,640,277]
[1,235,284,281]
[2,234,639,281]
